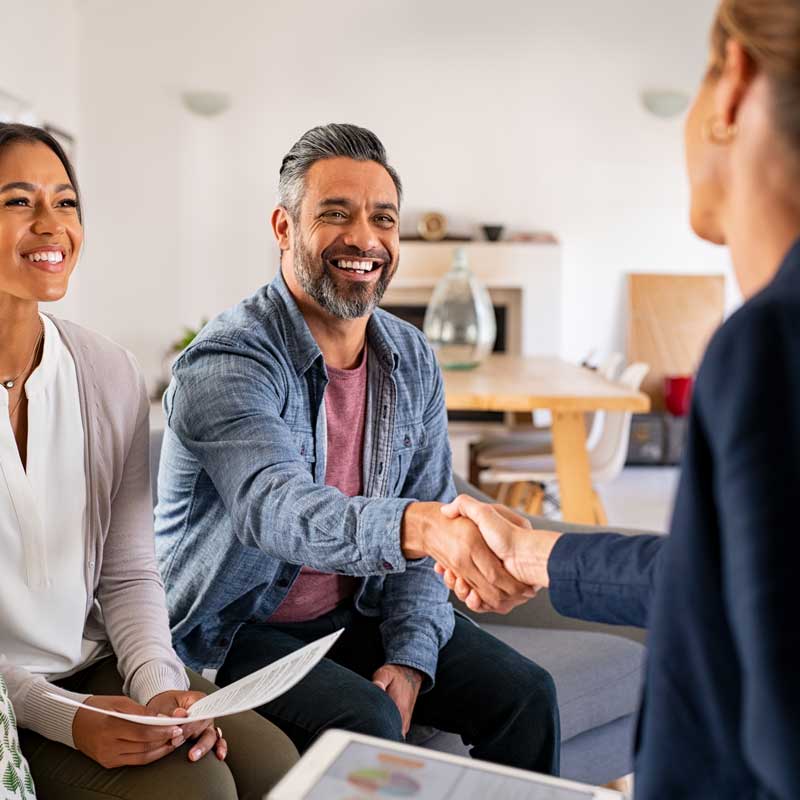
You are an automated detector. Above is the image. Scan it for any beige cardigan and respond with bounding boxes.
[1,317,188,748]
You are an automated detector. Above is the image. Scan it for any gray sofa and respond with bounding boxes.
[149,430,649,786]
[422,476,648,785]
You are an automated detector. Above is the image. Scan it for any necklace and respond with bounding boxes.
[2,320,44,390]
[8,330,44,420]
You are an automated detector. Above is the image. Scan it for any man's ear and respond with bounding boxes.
[271,206,292,251]
[715,38,756,127]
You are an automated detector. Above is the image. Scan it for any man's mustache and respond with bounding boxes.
[321,245,391,264]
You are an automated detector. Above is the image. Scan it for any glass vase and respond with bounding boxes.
[423,248,496,369]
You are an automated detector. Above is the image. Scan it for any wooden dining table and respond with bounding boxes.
[442,355,651,525]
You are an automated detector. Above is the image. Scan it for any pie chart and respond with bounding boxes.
[347,767,421,796]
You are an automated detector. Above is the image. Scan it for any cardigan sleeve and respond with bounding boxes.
[94,354,189,705]
[1,657,89,748]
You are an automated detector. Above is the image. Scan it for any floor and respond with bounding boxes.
[597,466,679,533]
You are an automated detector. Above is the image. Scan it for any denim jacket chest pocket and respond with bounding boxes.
[390,421,427,495]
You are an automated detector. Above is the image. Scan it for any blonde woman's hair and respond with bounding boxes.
[709,0,800,152]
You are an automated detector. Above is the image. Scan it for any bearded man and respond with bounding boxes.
[154,124,559,775]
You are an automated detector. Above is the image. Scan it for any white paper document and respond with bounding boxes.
[46,628,342,727]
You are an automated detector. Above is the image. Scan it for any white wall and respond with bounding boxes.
[1,0,82,319]
[71,0,733,387]
[0,1,80,136]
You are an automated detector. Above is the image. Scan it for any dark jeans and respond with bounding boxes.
[217,604,560,775]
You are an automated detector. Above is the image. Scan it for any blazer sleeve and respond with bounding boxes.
[547,532,663,628]
[697,302,800,797]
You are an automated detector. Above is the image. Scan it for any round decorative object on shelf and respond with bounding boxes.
[417,211,448,241]
[423,247,496,370]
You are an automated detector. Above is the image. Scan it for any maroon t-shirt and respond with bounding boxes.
[268,349,366,623]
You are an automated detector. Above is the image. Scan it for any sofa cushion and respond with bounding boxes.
[0,675,35,797]
[480,625,644,742]
[420,625,643,772]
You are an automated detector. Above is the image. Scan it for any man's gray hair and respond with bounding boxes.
[278,123,403,219]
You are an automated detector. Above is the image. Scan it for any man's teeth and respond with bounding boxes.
[335,259,377,274]
[27,251,64,264]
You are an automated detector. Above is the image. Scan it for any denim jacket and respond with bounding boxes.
[155,270,456,689]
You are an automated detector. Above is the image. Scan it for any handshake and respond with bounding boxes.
[402,495,562,614]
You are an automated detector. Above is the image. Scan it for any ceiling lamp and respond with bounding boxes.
[181,90,232,117]
[641,89,691,119]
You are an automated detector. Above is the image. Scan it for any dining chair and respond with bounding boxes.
[478,362,649,522]
[473,352,626,471]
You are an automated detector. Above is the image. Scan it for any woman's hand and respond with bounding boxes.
[72,695,183,769]
[146,690,227,762]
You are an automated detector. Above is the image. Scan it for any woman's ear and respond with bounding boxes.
[714,38,756,127]
[271,206,292,251]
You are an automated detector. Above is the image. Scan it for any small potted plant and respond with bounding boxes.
[152,319,208,401]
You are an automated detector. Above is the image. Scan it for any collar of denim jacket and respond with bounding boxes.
[272,268,400,377]
[366,312,401,374]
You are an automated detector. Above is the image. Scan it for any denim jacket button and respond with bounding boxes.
[382,561,393,570]
[403,435,412,447]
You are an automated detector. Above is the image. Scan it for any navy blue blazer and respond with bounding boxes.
[548,238,800,799]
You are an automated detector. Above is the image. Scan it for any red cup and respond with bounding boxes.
[664,375,693,416]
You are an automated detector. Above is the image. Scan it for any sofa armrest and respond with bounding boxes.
[451,475,656,643]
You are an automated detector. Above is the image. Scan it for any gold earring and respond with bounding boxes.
[702,116,739,145]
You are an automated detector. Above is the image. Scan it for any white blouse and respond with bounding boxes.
[0,315,104,679]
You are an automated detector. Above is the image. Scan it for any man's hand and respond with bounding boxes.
[372,664,424,737]
[73,695,183,769]
[435,495,562,613]
[401,502,536,612]
[146,690,227,762]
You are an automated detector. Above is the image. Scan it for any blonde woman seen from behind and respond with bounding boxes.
[439,1,800,798]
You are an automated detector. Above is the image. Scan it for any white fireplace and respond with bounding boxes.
[382,240,562,475]
[384,240,562,356]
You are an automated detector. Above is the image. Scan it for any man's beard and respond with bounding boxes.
[293,234,396,320]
